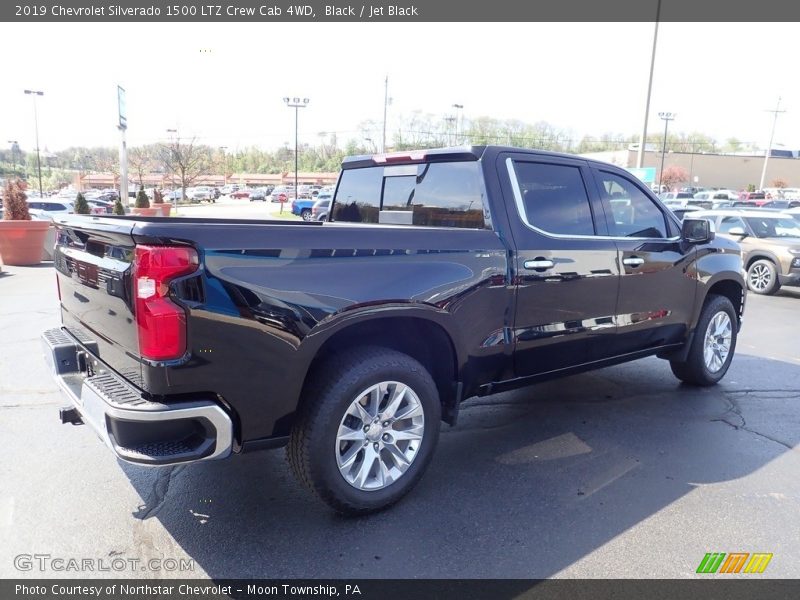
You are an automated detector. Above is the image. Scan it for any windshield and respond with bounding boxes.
[744,216,800,238]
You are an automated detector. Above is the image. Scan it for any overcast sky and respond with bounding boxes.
[1,22,798,153]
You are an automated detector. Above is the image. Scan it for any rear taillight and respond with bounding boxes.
[133,245,199,361]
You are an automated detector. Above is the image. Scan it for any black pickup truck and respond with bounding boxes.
[43,146,745,514]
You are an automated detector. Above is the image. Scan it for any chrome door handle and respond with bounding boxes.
[622,257,645,267]
[524,259,554,270]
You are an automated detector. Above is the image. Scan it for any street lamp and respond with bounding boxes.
[24,89,44,198]
[283,97,310,210]
[658,112,675,190]
[452,103,464,143]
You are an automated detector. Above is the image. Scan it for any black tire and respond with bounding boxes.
[287,346,441,515]
[746,259,780,295]
[301,209,312,221]
[670,294,738,386]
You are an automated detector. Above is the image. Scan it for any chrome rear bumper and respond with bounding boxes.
[42,328,233,466]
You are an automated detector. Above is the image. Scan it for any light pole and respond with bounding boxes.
[452,103,464,143]
[283,97,309,208]
[658,112,675,190]
[759,97,785,191]
[24,89,44,198]
[637,0,662,168]
[7,140,19,175]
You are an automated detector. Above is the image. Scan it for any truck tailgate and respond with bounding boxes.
[53,218,143,387]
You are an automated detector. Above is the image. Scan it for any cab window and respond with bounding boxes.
[595,171,669,238]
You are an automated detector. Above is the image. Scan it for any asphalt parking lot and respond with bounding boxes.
[1,260,799,579]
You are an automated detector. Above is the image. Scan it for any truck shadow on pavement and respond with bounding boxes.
[120,354,800,578]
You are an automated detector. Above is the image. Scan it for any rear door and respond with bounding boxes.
[589,167,697,355]
[500,153,620,377]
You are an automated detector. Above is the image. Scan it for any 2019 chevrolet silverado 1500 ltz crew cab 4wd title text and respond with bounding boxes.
[42,146,745,514]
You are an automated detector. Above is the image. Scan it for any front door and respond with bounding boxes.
[589,168,697,356]
[499,154,621,377]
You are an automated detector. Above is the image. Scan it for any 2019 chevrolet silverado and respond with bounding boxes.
[42,146,746,514]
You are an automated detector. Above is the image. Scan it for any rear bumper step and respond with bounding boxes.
[42,328,233,466]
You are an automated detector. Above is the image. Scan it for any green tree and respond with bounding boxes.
[113,197,125,215]
[73,192,91,214]
[135,185,150,208]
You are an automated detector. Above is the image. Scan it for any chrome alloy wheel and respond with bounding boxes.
[335,381,425,491]
[748,263,772,292]
[703,311,733,373]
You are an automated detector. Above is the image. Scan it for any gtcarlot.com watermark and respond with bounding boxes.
[14,553,194,573]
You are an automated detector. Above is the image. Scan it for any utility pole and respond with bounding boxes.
[658,112,675,189]
[452,104,464,144]
[381,75,389,153]
[117,86,128,203]
[283,97,309,211]
[24,90,44,198]
[759,97,785,191]
[637,0,661,169]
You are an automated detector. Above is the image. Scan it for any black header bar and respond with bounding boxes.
[4,0,800,22]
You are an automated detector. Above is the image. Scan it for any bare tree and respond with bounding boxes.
[159,137,210,200]
[128,146,155,188]
[93,153,120,191]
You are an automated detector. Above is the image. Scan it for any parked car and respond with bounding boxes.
[86,199,114,215]
[760,200,800,210]
[269,186,292,203]
[188,186,216,202]
[735,191,768,206]
[220,184,240,196]
[688,190,739,210]
[659,192,694,209]
[163,190,183,202]
[671,206,703,221]
[230,189,251,200]
[290,198,316,220]
[248,189,267,202]
[43,146,745,515]
[270,191,288,204]
[26,199,74,219]
[311,198,331,221]
[693,208,800,295]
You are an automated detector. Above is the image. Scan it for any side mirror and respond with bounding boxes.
[682,218,715,244]
[727,226,747,237]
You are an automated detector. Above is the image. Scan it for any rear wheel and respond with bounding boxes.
[670,294,738,386]
[301,209,312,221]
[746,259,780,295]
[287,347,441,515]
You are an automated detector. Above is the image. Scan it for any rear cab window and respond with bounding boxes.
[331,161,488,229]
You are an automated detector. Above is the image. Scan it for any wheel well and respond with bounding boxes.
[745,254,775,270]
[302,317,459,424]
[706,279,744,324]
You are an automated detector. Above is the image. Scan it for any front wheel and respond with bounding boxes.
[670,294,738,386]
[287,347,441,515]
[746,259,780,295]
